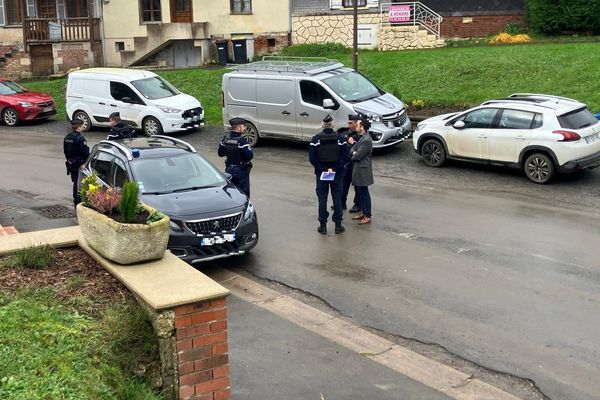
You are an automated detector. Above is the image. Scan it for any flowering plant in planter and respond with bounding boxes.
[76,172,170,265]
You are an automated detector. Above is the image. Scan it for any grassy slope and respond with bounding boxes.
[20,42,600,126]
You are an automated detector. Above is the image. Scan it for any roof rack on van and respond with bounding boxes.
[229,56,344,75]
[152,135,197,153]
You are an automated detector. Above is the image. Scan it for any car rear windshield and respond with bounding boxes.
[0,81,27,95]
[322,71,383,103]
[558,107,599,129]
[131,76,180,100]
[131,153,226,194]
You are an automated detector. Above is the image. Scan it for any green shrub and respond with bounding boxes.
[119,181,140,223]
[525,0,600,34]
[504,20,528,35]
[281,43,350,58]
[7,245,54,269]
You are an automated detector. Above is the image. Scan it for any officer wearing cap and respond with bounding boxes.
[106,112,137,140]
[63,119,89,207]
[309,114,349,235]
[218,117,254,197]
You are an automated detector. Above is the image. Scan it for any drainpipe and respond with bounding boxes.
[288,0,292,45]
[99,0,107,67]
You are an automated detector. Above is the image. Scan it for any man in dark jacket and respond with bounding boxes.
[218,117,254,197]
[342,114,362,213]
[106,112,137,140]
[309,114,349,235]
[63,119,89,207]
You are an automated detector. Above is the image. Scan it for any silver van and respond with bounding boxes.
[221,57,411,148]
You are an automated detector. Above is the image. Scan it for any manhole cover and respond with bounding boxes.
[33,205,75,219]
[10,189,38,199]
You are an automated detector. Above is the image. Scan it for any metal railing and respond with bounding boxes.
[24,17,101,43]
[379,2,442,38]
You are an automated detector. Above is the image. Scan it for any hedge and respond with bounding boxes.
[525,0,600,34]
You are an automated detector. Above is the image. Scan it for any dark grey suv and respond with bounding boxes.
[78,136,258,264]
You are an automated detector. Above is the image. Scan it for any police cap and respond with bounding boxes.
[70,119,84,127]
[229,117,246,127]
[348,114,361,121]
[109,111,120,119]
[323,114,333,123]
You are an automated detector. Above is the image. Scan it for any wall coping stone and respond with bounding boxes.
[0,226,230,310]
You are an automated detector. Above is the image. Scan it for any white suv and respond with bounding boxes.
[413,93,600,183]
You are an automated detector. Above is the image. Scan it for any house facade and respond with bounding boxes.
[0,0,102,79]
[103,0,290,69]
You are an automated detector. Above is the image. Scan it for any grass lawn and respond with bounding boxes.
[20,41,600,127]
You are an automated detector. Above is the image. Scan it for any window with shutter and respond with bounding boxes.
[56,0,66,19]
[0,0,5,26]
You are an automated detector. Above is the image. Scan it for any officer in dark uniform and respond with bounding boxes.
[63,119,89,207]
[309,114,349,235]
[218,117,254,197]
[106,112,137,140]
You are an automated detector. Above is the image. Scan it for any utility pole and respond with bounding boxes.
[353,0,358,71]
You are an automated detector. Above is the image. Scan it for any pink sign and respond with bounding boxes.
[389,5,411,23]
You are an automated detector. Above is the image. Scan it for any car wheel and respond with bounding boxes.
[524,153,555,184]
[2,108,20,126]
[143,116,163,136]
[72,110,91,131]
[421,139,446,167]
[243,122,260,146]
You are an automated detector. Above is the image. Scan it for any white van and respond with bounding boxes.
[66,68,204,136]
[221,57,411,148]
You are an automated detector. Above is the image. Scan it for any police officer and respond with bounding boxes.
[63,119,89,207]
[106,112,137,140]
[309,114,349,235]
[218,117,253,197]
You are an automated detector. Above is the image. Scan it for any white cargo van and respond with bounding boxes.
[221,57,411,148]
[66,68,204,136]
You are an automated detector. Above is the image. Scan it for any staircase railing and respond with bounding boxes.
[379,2,442,38]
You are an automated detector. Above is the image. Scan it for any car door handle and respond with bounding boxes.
[478,134,488,138]
[515,135,527,140]
[281,111,291,115]
[300,112,309,117]
[110,104,117,107]
[98,102,105,105]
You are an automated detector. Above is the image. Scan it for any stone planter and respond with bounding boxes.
[76,203,170,265]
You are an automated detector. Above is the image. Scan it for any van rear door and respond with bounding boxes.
[257,78,298,139]
[69,77,109,123]
[298,80,339,139]
[223,76,258,127]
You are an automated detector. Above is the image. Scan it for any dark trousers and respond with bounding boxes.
[316,174,344,224]
[341,165,359,208]
[355,186,372,217]
[70,172,80,207]
[227,165,250,197]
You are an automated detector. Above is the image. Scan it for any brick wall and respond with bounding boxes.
[0,50,32,80]
[441,15,525,38]
[57,43,88,71]
[175,298,230,400]
[254,33,289,57]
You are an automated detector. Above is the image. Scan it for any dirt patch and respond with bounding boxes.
[409,104,469,120]
[0,247,132,306]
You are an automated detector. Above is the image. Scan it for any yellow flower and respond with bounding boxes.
[88,184,101,194]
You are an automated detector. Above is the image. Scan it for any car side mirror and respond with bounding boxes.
[223,172,232,181]
[453,120,466,129]
[323,99,335,109]
[122,97,132,104]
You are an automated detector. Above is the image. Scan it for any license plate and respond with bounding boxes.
[200,233,236,246]
[585,133,600,144]
[43,107,53,112]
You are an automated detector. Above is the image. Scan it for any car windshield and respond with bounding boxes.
[322,71,383,103]
[131,76,180,100]
[131,153,226,194]
[558,107,599,130]
[0,81,27,95]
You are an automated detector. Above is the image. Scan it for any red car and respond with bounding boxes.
[0,79,56,126]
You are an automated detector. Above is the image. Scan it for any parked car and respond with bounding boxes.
[222,56,412,148]
[78,136,258,264]
[413,93,600,183]
[0,79,56,126]
[66,68,204,136]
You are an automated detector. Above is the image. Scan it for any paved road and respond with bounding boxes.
[2,120,600,399]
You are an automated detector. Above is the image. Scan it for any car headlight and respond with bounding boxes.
[19,101,34,107]
[370,114,383,123]
[243,201,255,221]
[157,105,182,114]
[169,220,184,232]
[416,123,426,132]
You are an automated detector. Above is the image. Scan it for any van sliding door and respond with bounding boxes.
[256,78,298,139]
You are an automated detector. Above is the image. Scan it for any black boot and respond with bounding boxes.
[317,223,327,235]
[335,223,345,234]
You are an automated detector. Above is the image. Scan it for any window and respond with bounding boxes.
[131,76,179,100]
[230,0,251,14]
[498,109,539,130]
[300,80,336,108]
[115,41,125,51]
[112,158,128,188]
[558,107,598,130]
[342,0,366,7]
[462,108,499,129]
[4,0,22,25]
[141,0,161,22]
[331,0,376,9]
[322,71,382,103]
[267,38,276,47]
[110,81,143,104]
[90,151,115,184]
[66,0,88,18]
